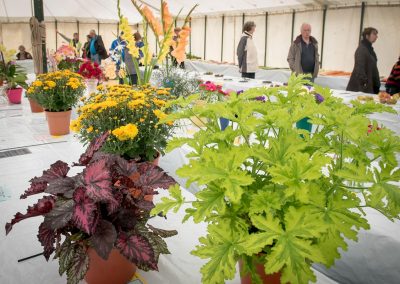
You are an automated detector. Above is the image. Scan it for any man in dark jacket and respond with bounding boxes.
[347,27,380,94]
[87,30,108,64]
[287,23,320,81]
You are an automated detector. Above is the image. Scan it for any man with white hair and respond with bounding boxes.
[87,29,108,64]
[287,23,320,81]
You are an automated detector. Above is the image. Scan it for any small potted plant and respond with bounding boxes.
[1,61,28,104]
[152,75,400,284]
[71,84,175,163]
[5,132,178,284]
[78,60,104,94]
[27,70,85,135]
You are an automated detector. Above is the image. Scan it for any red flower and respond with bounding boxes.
[78,60,103,80]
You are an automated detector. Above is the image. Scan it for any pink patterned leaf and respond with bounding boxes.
[72,187,99,234]
[90,220,117,260]
[137,163,176,190]
[116,232,158,271]
[5,196,56,234]
[45,177,76,198]
[77,132,109,166]
[83,159,115,204]
[37,223,56,260]
[43,199,74,230]
[20,161,70,199]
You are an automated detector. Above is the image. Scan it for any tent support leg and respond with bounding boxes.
[320,6,327,68]
[290,9,296,43]
[33,0,47,73]
[221,15,225,62]
[264,12,268,67]
[359,2,366,41]
[203,16,207,60]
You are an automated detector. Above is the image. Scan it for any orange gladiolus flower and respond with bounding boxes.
[171,26,191,64]
[142,5,163,37]
[162,1,173,32]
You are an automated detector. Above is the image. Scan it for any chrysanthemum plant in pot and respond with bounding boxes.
[152,74,400,284]
[27,70,85,135]
[71,84,175,163]
[5,132,178,284]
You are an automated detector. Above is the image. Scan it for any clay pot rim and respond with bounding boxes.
[44,108,72,113]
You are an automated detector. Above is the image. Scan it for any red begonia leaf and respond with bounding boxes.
[37,223,57,260]
[137,163,176,190]
[76,132,109,166]
[90,220,117,260]
[5,196,56,234]
[20,161,70,199]
[72,187,99,234]
[45,177,76,198]
[66,244,89,284]
[83,159,115,204]
[43,199,74,230]
[116,232,158,271]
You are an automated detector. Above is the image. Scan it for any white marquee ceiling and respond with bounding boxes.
[0,0,399,23]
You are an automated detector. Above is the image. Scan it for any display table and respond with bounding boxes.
[0,98,338,284]
[15,59,35,74]
[186,60,351,91]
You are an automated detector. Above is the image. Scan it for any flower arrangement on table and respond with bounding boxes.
[71,84,175,161]
[152,74,400,284]
[27,70,85,112]
[5,132,178,284]
[57,57,83,72]
[54,44,77,63]
[78,60,104,81]
[116,0,197,85]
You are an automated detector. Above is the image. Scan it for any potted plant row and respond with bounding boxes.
[27,70,85,135]
[5,132,178,284]
[152,74,400,284]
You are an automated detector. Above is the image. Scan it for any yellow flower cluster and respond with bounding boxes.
[66,77,82,90]
[120,17,140,59]
[152,98,166,107]
[112,123,139,141]
[128,99,146,109]
[153,109,167,120]
[45,81,57,88]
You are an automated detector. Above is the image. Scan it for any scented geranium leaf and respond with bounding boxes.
[249,189,282,216]
[72,187,99,234]
[335,162,374,183]
[191,222,246,284]
[239,255,263,284]
[21,161,70,199]
[367,164,400,220]
[151,184,185,216]
[148,224,178,238]
[221,170,253,203]
[66,244,89,284]
[351,100,396,115]
[45,177,76,198]
[37,223,56,260]
[116,232,157,271]
[90,220,117,260]
[368,129,400,166]
[43,199,74,230]
[191,186,226,223]
[251,208,327,284]
[165,137,193,153]
[5,196,56,234]
[76,131,109,166]
[83,159,115,203]
[137,162,177,190]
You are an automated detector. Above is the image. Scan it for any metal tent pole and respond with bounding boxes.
[320,6,327,68]
[359,2,366,41]
[264,12,268,67]
[203,15,207,60]
[221,15,225,62]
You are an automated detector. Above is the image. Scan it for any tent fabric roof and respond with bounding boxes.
[1,0,399,23]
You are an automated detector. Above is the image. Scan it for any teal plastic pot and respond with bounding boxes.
[296,117,312,132]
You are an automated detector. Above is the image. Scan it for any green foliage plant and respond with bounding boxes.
[152,74,400,284]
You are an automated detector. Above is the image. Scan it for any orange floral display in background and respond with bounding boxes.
[171,26,191,64]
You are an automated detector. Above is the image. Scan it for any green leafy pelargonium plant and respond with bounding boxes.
[152,74,400,284]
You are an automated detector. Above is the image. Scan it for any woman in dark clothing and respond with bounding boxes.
[385,56,400,95]
[347,27,380,94]
[82,35,91,59]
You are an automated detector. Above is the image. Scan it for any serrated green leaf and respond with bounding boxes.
[191,186,226,223]
[150,184,185,216]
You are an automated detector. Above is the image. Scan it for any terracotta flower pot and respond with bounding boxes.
[239,259,281,284]
[28,98,44,113]
[6,88,23,104]
[85,248,137,284]
[45,110,72,136]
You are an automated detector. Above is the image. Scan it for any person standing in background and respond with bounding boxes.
[237,21,258,79]
[134,32,144,61]
[385,55,400,95]
[347,27,380,94]
[82,35,91,59]
[56,31,82,55]
[16,45,32,60]
[287,23,320,81]
[87,30,108,64]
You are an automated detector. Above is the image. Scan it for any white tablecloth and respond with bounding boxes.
[0,98,338,284]
[186,60,351,91]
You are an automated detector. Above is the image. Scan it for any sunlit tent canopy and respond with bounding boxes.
[0,0,399,74]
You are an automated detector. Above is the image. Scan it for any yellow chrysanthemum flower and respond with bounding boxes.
[112,123,139,141]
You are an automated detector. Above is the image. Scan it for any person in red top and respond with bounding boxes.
[386,56,400,95]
